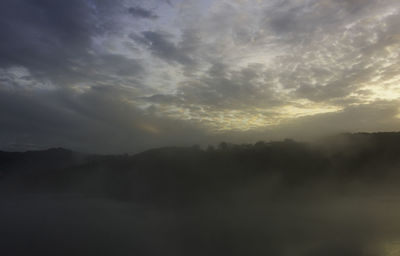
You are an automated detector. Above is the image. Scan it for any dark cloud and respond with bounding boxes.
[131,31,195,66]
[0,0,95,69]
[336,0,375,13]
[0,0,142,87]
[294,82,355,103]
[73,54,146,85]
[264,0,377,43]
[0,85,212,153]
[128,6,158,19]
[142,94,183,105]
[176,62,279,110]
[0,0,399,152]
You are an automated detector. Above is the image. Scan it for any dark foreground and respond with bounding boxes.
[1,133,400,256]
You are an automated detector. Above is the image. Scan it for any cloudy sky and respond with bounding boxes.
[1,0,400,153]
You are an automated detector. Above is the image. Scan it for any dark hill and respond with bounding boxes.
[2,132,400,204]
[2,133,400,256]
[0,148,91,175]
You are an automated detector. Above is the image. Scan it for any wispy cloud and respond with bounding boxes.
[0,0,399,152]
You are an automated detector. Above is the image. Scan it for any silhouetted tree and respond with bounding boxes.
[206,145,215,152]
[218,142,228,151]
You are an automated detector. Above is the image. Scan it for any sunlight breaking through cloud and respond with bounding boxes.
[0,0,400,152]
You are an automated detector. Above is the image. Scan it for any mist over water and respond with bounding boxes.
[2,180,400,255]
[1,0,400,255]
[2,134,400,255]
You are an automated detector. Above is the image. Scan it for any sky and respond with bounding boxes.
[0,0,400,153]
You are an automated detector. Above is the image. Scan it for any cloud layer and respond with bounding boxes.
[0,0,399,152]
